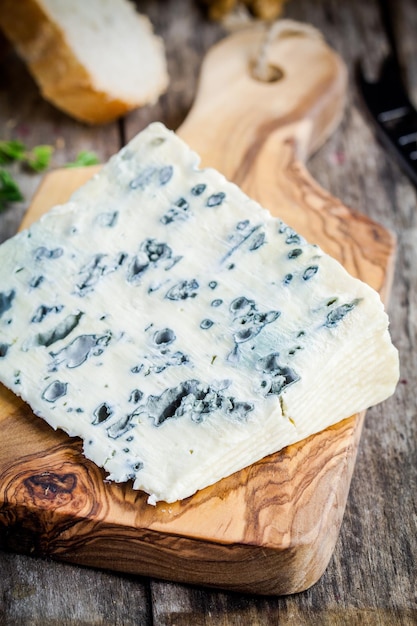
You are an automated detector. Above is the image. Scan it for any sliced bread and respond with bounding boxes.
[0,0,168,124]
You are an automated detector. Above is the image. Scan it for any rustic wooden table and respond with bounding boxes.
[0,0,416,624]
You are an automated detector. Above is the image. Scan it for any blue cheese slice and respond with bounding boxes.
[0,123,399,504]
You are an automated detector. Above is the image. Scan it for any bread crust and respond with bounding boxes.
[0,0,168,124]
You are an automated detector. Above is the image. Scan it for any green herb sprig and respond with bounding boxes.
[65,150,100,168]
[0,139,54,212]
[0,140,26,164]
[25,145,55,172]
[0,169,24,210]
[0,140,53,172]
[0,139,99,212]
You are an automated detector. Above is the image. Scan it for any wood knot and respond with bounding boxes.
[24,472,77,505]
[1,440,105,518]
[0,441,108,557]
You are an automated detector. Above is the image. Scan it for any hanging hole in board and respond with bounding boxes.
[250,60,284,83]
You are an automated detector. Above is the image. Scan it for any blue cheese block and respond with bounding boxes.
[0,123,399,504]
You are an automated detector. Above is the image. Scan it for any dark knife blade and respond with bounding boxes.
[357,54,417,187]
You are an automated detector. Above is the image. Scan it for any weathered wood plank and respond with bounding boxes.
[0,551,152,626]
[0,0,415,622]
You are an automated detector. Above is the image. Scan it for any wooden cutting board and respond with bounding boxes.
[0,24,395,595]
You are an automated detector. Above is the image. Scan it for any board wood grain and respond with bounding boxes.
[0,25,395,595]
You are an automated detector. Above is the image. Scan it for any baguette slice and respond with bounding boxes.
[0,123,399,503]
[0,0,168,124]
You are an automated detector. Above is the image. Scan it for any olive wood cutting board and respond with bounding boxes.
[0,25,395,595]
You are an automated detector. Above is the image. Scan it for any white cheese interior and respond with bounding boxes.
[0,123,399,503]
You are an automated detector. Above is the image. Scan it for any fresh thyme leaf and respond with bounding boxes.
[0,140,26,165]
[0,168,24,212]
[65,150,100,168]
[25,145,54,172]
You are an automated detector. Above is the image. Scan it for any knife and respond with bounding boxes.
[356,1,417,187]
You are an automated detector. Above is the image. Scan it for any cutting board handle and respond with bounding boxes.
[179,21,347,168]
